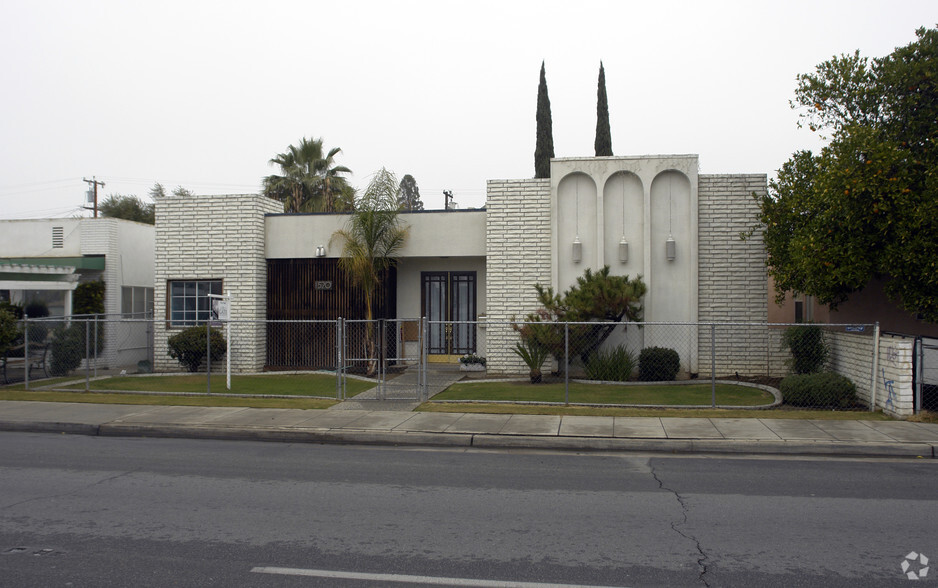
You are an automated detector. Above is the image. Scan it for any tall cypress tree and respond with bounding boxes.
[534,61,555,179]
[594,61,612,156]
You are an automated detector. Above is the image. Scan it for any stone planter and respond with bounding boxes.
[459,363,485,372]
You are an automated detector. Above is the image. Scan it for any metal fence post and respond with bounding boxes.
[379,319,386,401]
[85,319,90,392]
[915,336,923,415]
[564,323,569,405]
[711,323,716,408]
[23,314,29,390]
[870,322,881,411]
[93,313,98,378]
[336,318,342,400]
[206,320,211,395]
[422,317,428,402]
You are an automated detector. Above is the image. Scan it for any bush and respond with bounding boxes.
[49,323,85,376]
[638,346,680,381]
[783,324,829,374]
[585,345,636,382]
[24,301,49,319]
[513,338,550,383]
[780,372,859,408]
[0,309,18,356]
[167,325,226,372]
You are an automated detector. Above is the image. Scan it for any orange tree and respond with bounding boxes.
[755,26,938,322]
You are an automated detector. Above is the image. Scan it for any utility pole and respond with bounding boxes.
[82,176,105,218]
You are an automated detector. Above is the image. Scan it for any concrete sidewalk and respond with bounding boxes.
[1,400,936,458]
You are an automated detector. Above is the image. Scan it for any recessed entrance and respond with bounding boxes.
[421,271,476,361]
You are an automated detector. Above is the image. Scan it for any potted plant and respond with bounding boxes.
[459,353,486,372]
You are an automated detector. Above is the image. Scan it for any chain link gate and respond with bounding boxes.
[338,318,428,402]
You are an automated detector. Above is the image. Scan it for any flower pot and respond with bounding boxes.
[459,363,485,372]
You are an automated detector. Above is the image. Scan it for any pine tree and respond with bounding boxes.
[534,61,555,179]
[594,61,612,156]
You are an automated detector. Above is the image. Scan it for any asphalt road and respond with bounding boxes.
[0,432,936,587]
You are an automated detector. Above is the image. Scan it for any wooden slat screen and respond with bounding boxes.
[266,259,397,369]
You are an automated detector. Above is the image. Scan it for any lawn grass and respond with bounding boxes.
[433,381,775,406]
[52,373,374,397]
[0,389,336,409]
[417,402,891,420]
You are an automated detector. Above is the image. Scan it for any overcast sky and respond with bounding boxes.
[1,1,935,218]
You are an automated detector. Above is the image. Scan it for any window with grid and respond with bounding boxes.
[168,280,221,326]
[122,286,154,318]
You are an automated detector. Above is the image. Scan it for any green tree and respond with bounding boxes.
[397,174,424,211]
[594,61,612,156]
[263,137,352,213]
[515,266,646,369]
[150,183,195,199]
[755,26,938,322]
[534,61,555,179]
[330,168,410,374]
[99,194,155,224]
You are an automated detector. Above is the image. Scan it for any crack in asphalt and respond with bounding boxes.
[0,468,140,511]
[650,463,711,587]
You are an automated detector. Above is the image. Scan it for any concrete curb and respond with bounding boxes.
[469,434,936,458]
[0,420,100,436]
[96,423,474,448]
[2,420,934,458]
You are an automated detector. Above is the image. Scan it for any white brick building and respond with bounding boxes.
[152,155,768,377]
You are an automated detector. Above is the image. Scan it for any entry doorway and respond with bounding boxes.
[421,271,476,361]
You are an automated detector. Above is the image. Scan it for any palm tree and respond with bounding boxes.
[263,137,351,212]
[330,168,409,374]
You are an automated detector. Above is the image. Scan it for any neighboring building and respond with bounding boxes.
[152,155,769,376]
[769,276,938,338]
[0,217,155,367]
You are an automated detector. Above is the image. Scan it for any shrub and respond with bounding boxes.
[24,301,49,319]
[638,346,681,381]
[167,325,226,372]
[780,372,859,408]
[584,345,636,382]
[513,338,550,384]
[782,324,829,374]
[0,309,18,356]
[49,323,84,376]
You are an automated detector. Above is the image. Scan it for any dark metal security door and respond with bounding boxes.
[421,271,476,358]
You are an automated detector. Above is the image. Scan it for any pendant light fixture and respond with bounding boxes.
[666,174,676,262]
[572,176,582,263]
[618,174,629,263]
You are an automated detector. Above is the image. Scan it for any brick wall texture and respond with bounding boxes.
[696,174,768,376]
[484,178,552,374]
[154,193,282,372]
[828,332,914,417]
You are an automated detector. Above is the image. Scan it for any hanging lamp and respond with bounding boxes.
[666,174,676,262]
[572,177,582,263]
[618,174,629,263]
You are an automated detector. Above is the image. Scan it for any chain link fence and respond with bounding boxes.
[3,313,153,387]
[5,314,901,412]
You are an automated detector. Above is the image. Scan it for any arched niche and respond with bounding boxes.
[648,170,693,360]
[557,172,597,291]
[602,171,643,275]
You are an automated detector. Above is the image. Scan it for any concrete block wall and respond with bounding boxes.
[154,193,283,372]
[78,219,123,368]
[825,331,916,417]
[484,178,552,374]
[696,174,768,376]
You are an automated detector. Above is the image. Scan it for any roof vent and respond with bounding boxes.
[52,226,64,248]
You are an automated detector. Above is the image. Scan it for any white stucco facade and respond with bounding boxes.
[151,155,767,375]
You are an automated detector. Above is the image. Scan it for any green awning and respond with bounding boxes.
[0,256,105,270]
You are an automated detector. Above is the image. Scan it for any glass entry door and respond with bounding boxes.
[422,271,476,357]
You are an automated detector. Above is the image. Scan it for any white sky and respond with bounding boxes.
[1,1,935,217]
